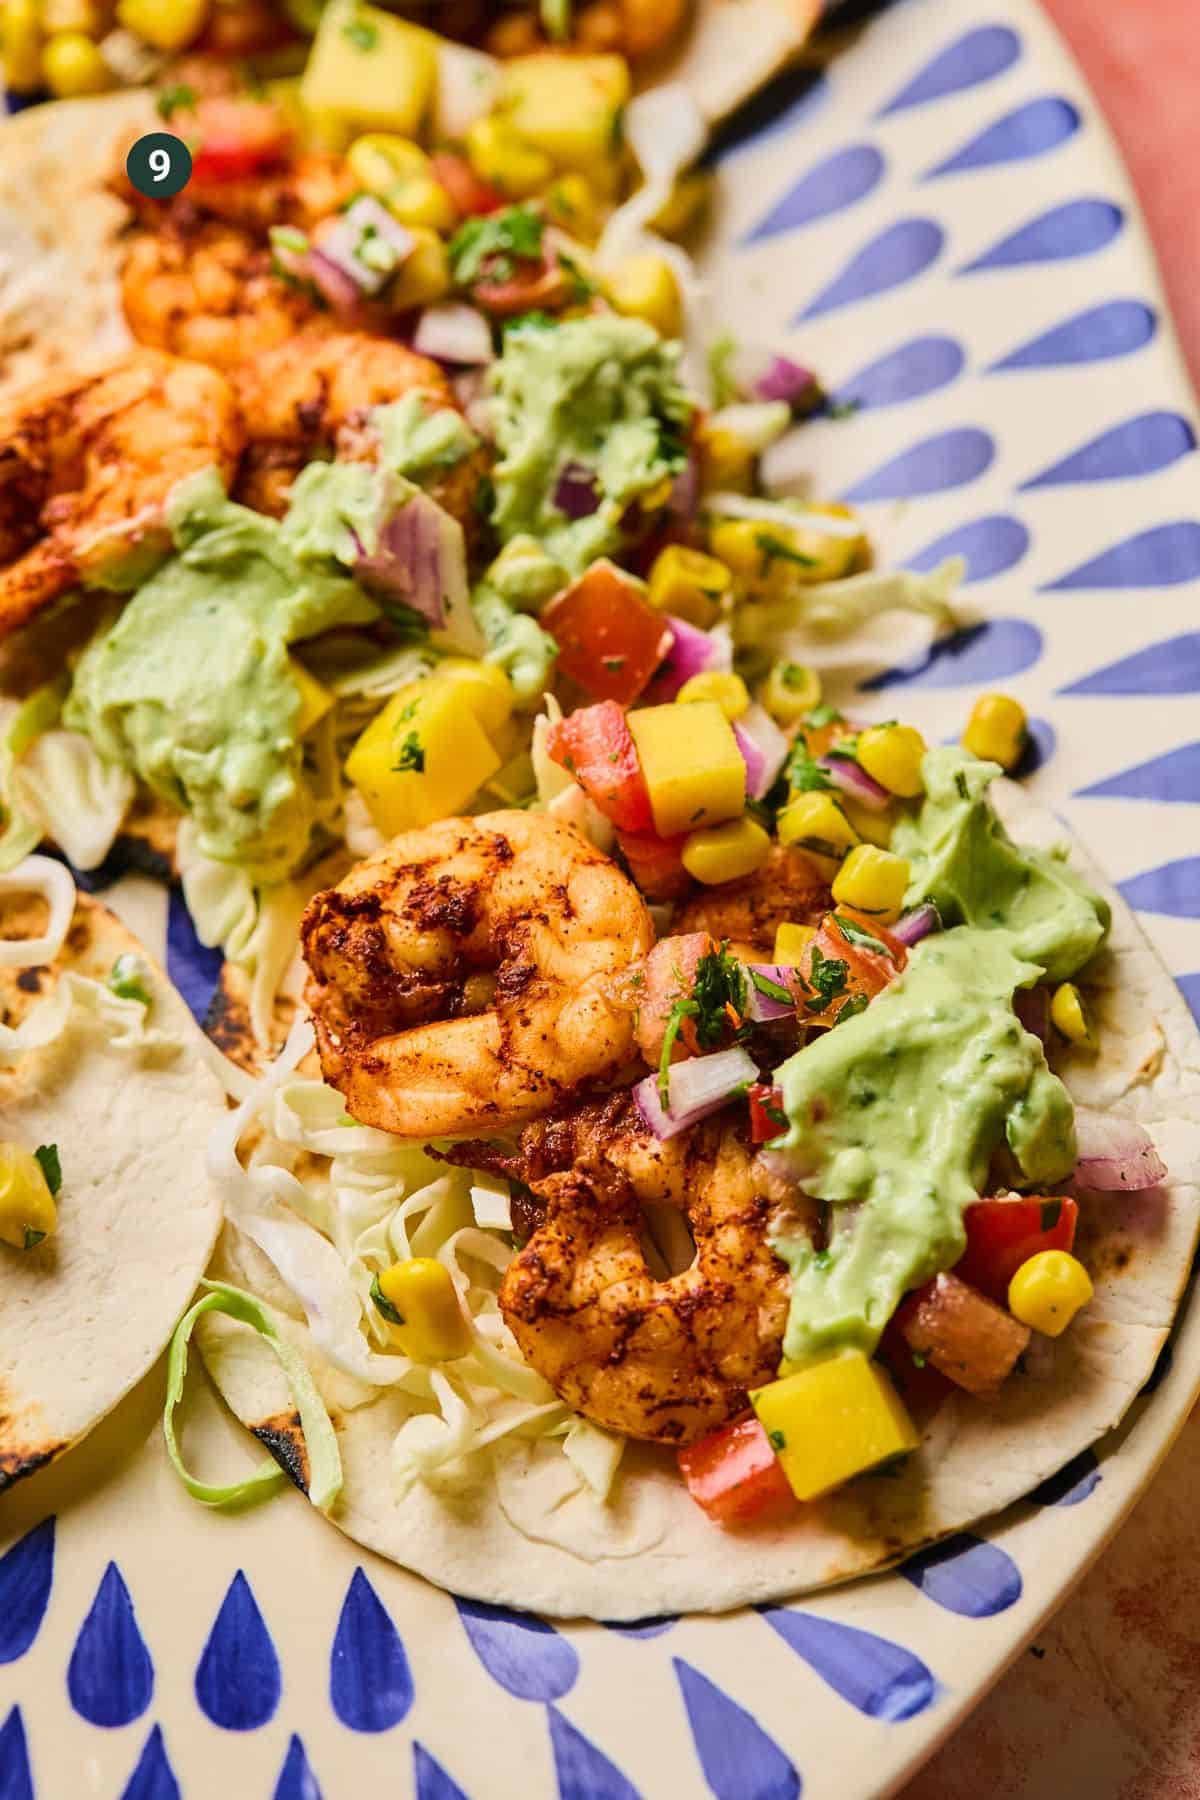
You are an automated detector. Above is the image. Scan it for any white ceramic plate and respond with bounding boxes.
[3,2,1200,1795]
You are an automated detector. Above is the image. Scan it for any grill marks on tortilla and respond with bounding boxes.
[0,1379,64,1493]
[251,1409,312,1495]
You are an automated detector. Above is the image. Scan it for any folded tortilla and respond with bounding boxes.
[195,782,1200,1618]
[0,881,224,1490]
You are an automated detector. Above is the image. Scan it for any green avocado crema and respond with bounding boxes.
[64,468,377,879]
[773,928,1078,1364]
[893,746,1111,983]
[489,314,691,573]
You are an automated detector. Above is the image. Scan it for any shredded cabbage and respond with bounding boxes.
[734,558,965,671]
[199,1025,624,1508]
[0,944,180,1063]
[0,693,132,873]
[0,854,77,969]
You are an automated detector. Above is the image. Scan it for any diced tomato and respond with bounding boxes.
[956,1195,1079,1304]
[615,826,690,901]
[748,1083,786,1145]
[189,97,292,184]
[896,1271,1030,1398]
[795,906,907,1026]
[472,252,572,316]
[430,151,505,219]
[632,932,713,1063]
[677,1414,796,1527]
[542,561,674,706]
[546,700,653,834]
[877,1313,954,1413]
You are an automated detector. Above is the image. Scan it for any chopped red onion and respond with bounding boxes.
[1073,1109,1167,1191]
[743,964,798,1022]
[817,752,891,813]
[892,902,941,948]
[354,490,466,632]
[755,1144,813,1187]
[553,462,601,521]
[708,401,791,455]
[414,301,494,366]
[450,369,495,440]
[316,197,414,298]
[734,703,788,801]
[734,348,820,413]
[1013,984,1049,1043]
[307,248,374,323]
[633,1045,759,1140]
[649,615,732,700]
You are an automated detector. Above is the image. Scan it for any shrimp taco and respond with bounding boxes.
[175,726,1200,1619]
[0,855,224,1490]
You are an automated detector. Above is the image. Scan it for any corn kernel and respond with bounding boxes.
[773,921,815,964]
[777,790,859,877]
[1008,1250,1093,1338]
[288,658,334,738]
[0,1143,57,1252]
[465,114,553,200]
[711,506,866,593]
[432,657,514,737]
[962,693,1027,771]
[839,796,895,850]
[762,661,822,726]
[627,700,745,837]
[389,228,451,308]
[116,0,209,53]
[750,1352,919,1501]
[681,815,770,885]
[675,671,749,720]
[831,845,910,923]
[2,0,43,91]
[543,173,600,244]
[1050,981,1095,1049]
[647,545,730,628]
[347,136,455,232]
[605,255,682,339]
[857,723,926,799]
[698,428,754,495]
[43,30,112,95]
[346,675,500,834]
[374,1256,471,1361]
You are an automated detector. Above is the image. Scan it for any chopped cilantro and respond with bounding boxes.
[602,656,626,672]
[802,703,844,731]
[22,1228,46,1251]
[392,732,425,774]
[749,968,793,1007]
[756,531,817,574]
[109,953,152,1007]
[786,745,833,793]
[812,1249,833,1272]
[780,662,814,691]
[835,993,871,1025]
[802,948,849,1015]
[342,15,379,48]
[707,331,739,408]
[826,397,861,421]
[656,944,747,1102]
[370,1274,404,1325]
[1040,1198,1063,1231]
[449,204,544,287]
[768,1429,786,1451]
[156,83,196,122]
[34,1143,61,1197]
[835,915,895,960]
[955,769,971,801]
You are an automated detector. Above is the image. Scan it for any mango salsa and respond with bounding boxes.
[301,0,439,141]
[498,53,630,187]
[346,676,500,835]
[627,700,745,838]
[750,1353,919,1501]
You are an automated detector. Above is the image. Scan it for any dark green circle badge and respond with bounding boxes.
[125,132,192,200]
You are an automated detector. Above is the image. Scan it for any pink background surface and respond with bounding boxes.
[902,5,1200,1797]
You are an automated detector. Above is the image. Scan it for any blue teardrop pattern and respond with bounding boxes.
[1178,977,1200,1034]
[547,1707,642,1800]
[1041,523,1200,591]
[0,1710,32,1800]
[832,335,965,412]
[1013,715,1055,778]
[1027,1448,1101,1507]
[604,1616,678,1640]
[455,1597,578,1701]
[841,428,994,504]
[1059,633,1200,696]
[745,144,885,244]
[1077,741,1200,804]
[1118,859,1200,921]
[674,1661,800,1800]
[861,618,1043,693]
[329,1568,413,1733]
[166,887,223,1026]
[67,1562,154,1727]
[925,96,1080,179]
[119,1726,180,1800]
[903,515,1029,584]
[876,25,1021,118]
[760,1608,937,1721]
[275,1734,323,1800]
[901,1535,1022,1617]
[960,199,1123,274]
[1020,412,1195,488]
[0,1517,54,1665]
[795,219,944,322]
[989,299,1156,371]
[414,1743,470,1800]
[194,1570,281,1732]
[709,68,829,164]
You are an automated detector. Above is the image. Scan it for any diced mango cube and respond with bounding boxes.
[346,676,500,835]
[389,228,451,307]
[750,1352,919,1501]
[774,921,815,964]
[465,114,553,200]
[647,545,731,628]
[682,816,769,885]
[301,0,439,141]
[432,658,514,736]
[499,53,630,185]
[627,701,745,838]
[605,254,682,339]
[288,658,334,737]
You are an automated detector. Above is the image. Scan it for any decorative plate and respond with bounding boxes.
[3,1,1199,1795]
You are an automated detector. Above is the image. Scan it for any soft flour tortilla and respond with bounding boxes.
[0,883,224,1489]
[195,781,1200,1618]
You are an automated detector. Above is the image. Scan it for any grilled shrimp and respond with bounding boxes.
[482,1091,812,1444]
[121,150,358,237]
[302,811,654,1137]
[674,843,831,956]
[0,349,242,638]
[121,222,330,372]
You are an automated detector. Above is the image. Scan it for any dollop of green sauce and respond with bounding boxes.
[490,314,691,573]
[371,389,479,479]
[64,468,377,880]
[774,928,1078,1363]
[893,746,1110,983]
